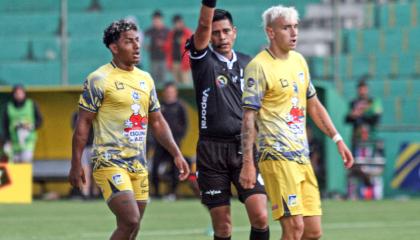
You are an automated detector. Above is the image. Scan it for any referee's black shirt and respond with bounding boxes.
[188,35,251,138]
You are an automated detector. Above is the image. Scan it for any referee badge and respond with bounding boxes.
[216,75,228,88]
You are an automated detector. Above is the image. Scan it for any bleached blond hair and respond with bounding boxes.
[262,5,299,40]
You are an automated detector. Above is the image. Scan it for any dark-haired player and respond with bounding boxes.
[188,1,269,239]
[69,19,190,240]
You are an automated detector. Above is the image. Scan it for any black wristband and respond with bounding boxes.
[202,0,216,8]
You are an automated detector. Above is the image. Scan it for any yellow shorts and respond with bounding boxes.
[258,160,322,220]
[93,167,149,203]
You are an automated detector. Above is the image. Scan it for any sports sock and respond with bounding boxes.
[250,226,270,240]
[214,235,231,240]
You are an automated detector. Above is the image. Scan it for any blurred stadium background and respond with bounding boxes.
[0,0,419,238]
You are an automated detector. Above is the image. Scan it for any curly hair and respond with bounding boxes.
[103,19,138,48]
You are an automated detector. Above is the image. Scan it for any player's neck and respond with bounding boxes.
[112,59,134,71]
[268,44,289,60]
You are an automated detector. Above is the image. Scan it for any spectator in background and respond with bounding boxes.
[306,125,325,196]
[345,79,383,200]
[2,84,42,163]
[70,111,99,199]
[151,82,188,200]
[145,10,170,86]
[164,14,192,85]
[345,79,382,150]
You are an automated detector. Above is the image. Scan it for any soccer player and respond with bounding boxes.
[187,1,269,239]
[239,5,354,240]
[69,19,190,240]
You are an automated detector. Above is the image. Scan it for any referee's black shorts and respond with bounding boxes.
[196,136,266,209]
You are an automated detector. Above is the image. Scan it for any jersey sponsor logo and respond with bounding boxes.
[288,194,297,206]
[293,82,299,93]
[201,88,211,129]
[132,91,140,101]
[112,174,124,185]
[216,75,228,88]
[247,78,255,88]
[115,81,124,90]
[204,189,221,196]
[286,96,305,135]
[139,81,146,90]
[124,102,148,143]
[298,72,305,83]
[280,78,289,88]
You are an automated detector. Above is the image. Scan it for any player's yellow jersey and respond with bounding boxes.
[79,62,160,172]
[243,50,316,164]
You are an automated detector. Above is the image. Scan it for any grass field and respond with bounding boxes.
[1,198,420,240]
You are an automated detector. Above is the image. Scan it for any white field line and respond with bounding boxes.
[81,220,420,237]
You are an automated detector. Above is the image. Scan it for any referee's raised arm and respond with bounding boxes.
[193,0,217,51]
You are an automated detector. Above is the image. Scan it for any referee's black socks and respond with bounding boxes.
[214,235,230,240]
[250,226,270,240]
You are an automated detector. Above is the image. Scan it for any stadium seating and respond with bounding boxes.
[0,62,60,85]
[0,13,59,37]
[0,39,29,62]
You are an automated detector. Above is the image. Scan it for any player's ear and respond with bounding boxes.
[109,43,118,55]
[232,26,237,40]
[265,26,274,40]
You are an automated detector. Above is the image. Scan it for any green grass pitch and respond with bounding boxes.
[1,199,420,239]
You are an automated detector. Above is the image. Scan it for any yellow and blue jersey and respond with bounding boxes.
[243,50,316,164]
[79,62,160,172]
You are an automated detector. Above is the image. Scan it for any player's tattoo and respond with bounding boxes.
[242,111,257,164]
[121,199,131,206]
[317,109,335,138]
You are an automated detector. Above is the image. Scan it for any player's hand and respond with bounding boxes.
[239,162,256,189]
[174,155,190,181]
[337,141,354,169]
[68,164,86,190]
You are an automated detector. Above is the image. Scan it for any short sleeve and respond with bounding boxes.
[306,81,317,99]
[187,35,209,61]
[79,74,105,113]
[148,85,161,113]
[242,62,267,110]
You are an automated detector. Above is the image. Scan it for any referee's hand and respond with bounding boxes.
[239,163,256,189]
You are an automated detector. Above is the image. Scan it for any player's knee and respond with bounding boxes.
[214,221,232,237]
[302,229,322,240]
[119,215,140,233]
[250,211,268,229]
[286,220,304,236]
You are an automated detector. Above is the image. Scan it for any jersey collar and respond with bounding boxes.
[209,45,237,70]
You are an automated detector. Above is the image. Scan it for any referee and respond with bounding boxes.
[187,1,269,240]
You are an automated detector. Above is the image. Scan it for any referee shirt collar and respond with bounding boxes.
[209,45,237,70]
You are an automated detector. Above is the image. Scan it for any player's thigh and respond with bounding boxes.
[258,160,305,220]
[230,145,266,203]
[280,214,304,234]
[108,191,140,224]
[301,164,322,217]
[93,167,134,202]
[303,215,322,238]
[129,170,149,202]
[244,193,268,226]
[210,205,232,228]
[197,140,232,207]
